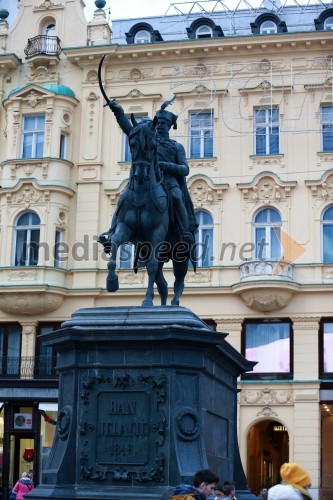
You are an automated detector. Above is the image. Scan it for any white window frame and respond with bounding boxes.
[194,210,214,267]
[322,205,333,263]
[254,107,280,155]
[123,115,146,161]
[321,105,333,152]
[54,229,63,268]
[21,115,45,159]
[134,30,151,43]
[117,242,135,269]
[196,25,213,38]
[189,112,214,158]
[253,207,282,260]
[13,211,41,266]
[260,20,277,34]
[59,133,67,160]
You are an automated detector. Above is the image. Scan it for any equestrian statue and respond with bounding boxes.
[97,55,198,306]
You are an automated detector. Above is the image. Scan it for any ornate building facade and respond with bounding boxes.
[0,0,332,498]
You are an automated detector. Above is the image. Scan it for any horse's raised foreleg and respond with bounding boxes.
[155,261,168,306]
[106,229,128,292]
[171,259,188,306]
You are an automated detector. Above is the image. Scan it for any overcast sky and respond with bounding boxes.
[84,0,174,21]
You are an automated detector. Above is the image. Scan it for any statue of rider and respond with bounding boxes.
[106,97,197,245]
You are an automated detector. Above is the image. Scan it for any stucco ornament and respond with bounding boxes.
[241,388,292,405]
[0,292,64,315]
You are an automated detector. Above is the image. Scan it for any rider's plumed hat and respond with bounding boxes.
[154,96,178,130]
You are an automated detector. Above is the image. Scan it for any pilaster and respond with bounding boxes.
[291,317,320,379]
[215,318,243,352]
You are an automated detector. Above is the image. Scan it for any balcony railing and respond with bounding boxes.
[24,35,61,59]
[0,356,58,379]
[240,259,294,280]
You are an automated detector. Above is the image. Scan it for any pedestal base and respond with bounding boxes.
[29,306,256,499]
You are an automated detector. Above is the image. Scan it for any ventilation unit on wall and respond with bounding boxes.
[14,413,33,429]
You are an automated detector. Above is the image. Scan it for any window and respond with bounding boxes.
[321,106,333,152]
[124,116,145,161]
[324,16,333,30]
[117,243,135,269]
[260,20,277,34]
[242,320,292,378]
[320,320,333,376]
[21,115,45,159]
[0,324,21,376]
[54,230,63,268]
[35,324,60,377]
[322,205,333,263]
[253,208,281,259]
[194,210,213,267]
[14,211,40,266]
[59,133,67,159]
[189,112,214,158]
[134,30,150,43]
[196,24,213,38]
[254,108,279,155]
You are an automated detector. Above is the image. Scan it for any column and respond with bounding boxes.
[20,321,37,379]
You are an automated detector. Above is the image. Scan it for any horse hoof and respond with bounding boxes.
[171,299,179,306]
[106,276,119,292]
[142,300,154,307]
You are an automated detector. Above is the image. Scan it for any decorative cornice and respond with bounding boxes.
[239,80,292,94]
[238,173,296,204]
[306,169,333,200]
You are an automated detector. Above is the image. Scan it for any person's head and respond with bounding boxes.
[280,462,311,490]
[27,469,34,479]
[21,472,28,478]
[193,469,219,498]
[222,481,236,497]
[258,486,268,498]
[214,484,224,497]
[153,98,178,137]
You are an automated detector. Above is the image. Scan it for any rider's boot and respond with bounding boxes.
[106,260,119,292]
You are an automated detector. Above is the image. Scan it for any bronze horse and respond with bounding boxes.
[98,56,192,306]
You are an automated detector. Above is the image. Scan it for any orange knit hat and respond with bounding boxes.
[280,463,311,488]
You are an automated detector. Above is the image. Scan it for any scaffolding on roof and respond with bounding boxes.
[162,0,333,20]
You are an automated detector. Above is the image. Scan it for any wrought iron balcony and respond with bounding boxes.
[0,356,58,379]
[24,35,61,59]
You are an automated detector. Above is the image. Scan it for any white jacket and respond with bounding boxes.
[268,484,306,500]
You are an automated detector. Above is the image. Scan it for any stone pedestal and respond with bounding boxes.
[28,306,256,499]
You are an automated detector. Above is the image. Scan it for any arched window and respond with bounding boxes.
[43,23,56,37]
[324,16,333,30]
[14,211,40,266]
[322,205,333,263]
[260,20,277,34]
[196,24,213,38]
[253,207,281,259]
[194,211,213,267]
[134,30,151,43]
[42,22,57,53]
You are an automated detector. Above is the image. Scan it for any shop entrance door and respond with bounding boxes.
[9,434,35,491]
[247,419,289,496]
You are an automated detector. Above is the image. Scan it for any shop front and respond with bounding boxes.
[0,388,58,499]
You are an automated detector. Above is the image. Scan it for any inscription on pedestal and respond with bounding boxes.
[79,372,167,484]
[97,391,149,464]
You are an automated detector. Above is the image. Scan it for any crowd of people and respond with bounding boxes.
[170,462,312,500]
